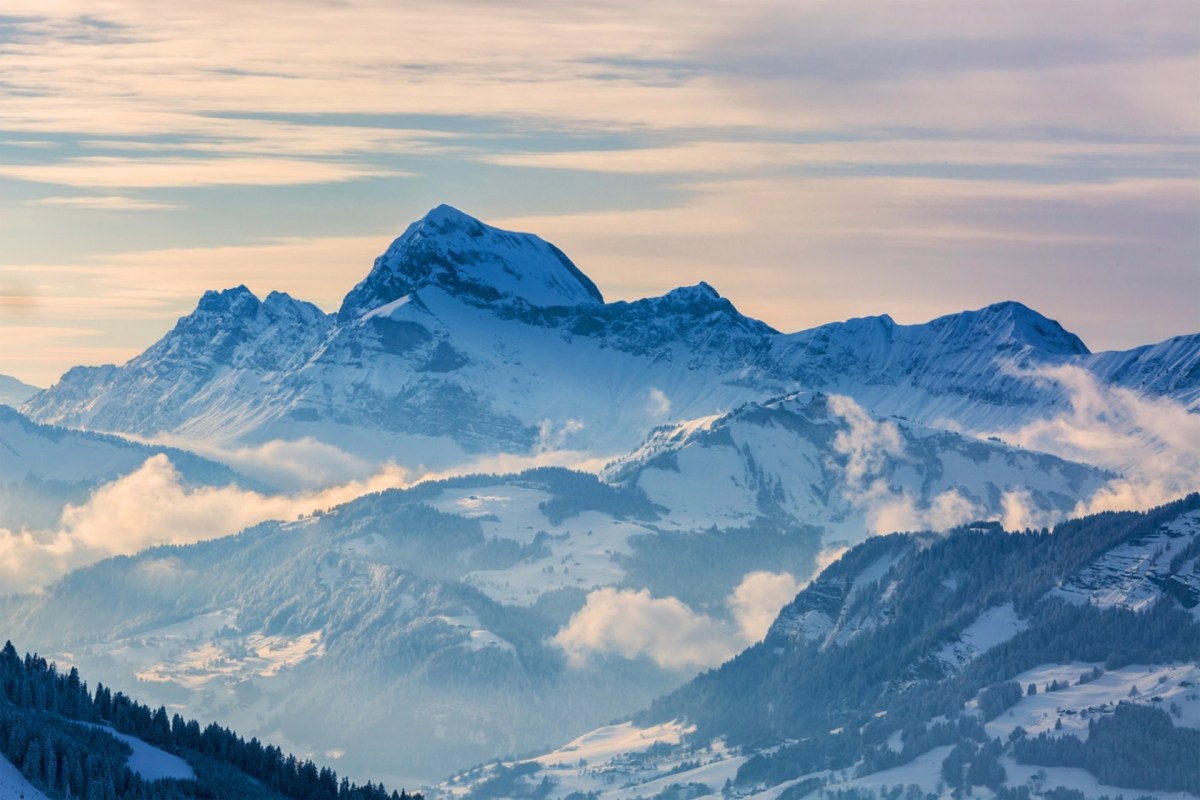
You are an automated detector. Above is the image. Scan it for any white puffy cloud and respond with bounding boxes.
[551,587,733,671]
[647,387,672,419]
[998,487,1060,533]
[0,454,410,594]
[996,364,1200,515]
[139,434,392,491]
[826,395,986,534]
[827,393,906,494]
[552,570,806,671]
[536,418,586,453]
[812,544,850,576]
[728,570,806,643]
[826,368,1200,535]
[924,487,984,531]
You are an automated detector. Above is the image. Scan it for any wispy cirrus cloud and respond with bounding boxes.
[1,1,1193,142]
[0,0,1195,389]
[477,139,1200,175]
[0,156,404,189]
[30,195,180,210]
[1,233,382,316]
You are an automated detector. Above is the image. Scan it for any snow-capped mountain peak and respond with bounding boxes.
[652,281,767,322]
[195,284,259,315]
[155,285,331,369]
[19,208,1197,462]
[337,204,604,321]
[936,300,1090,356]
[192,285,326,326]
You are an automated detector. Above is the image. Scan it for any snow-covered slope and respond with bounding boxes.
[773,301,1200,432]
[75,722,196,782]
[0,372,40,407]
[0,470,683,784]
[1050,509,1200,618]
[448,663,1200,800]
[605,392,1110,542]
[0,752,52,800]
[21,286,334,444]
[21,206,1200,468]
[1084,332,1200,410]
[443,495,1200,800]
[0,417,1130,787]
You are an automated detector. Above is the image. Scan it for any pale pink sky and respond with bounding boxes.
[0,0,1197,386]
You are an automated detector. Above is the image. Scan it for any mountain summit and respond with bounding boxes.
[337,204,604,321]
[931,300,1089,356]
[20,206,1198,460]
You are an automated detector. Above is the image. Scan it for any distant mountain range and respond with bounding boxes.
[1,205,1197,793]
[0,403,1110,783]
[0,372,40,407]
[19,205,1199,468]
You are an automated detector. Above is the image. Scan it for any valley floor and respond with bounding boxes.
[438,661,1200,800]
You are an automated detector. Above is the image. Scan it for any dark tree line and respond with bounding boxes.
[0,703,173,800]
[977,681,1022,721]
[0,641,422,800]
[1013,702,1200,794]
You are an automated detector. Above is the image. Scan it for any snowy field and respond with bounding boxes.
[0,752,51,800]
[439,660,1200,800]
[78,722,196,782]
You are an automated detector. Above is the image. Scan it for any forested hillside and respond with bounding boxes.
[445,494,1200,800]
[0,642,421,800]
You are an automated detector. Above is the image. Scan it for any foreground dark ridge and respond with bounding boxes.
[0,642,422,800]
[448,493,1200,799]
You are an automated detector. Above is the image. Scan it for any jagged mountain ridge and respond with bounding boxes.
[25,286,334,443]
[1086,331,1200,409]
[775,302,1200,432]
[21,206,1200,465]
[603,392,1111,543]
